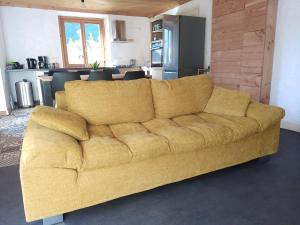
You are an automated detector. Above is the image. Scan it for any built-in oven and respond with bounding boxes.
[151,40,163,67]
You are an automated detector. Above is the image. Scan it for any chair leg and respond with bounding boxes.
[43,214,63,225]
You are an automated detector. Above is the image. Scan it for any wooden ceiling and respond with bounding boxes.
[0,0,192,17]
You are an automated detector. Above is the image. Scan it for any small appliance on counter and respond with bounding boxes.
[38,56,49,69]
[48,63,60,69]
[129,59,136,67]
[26,58,37,69]
[6,62,24,70]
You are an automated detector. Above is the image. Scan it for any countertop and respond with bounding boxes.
[38,74,152,81]
[6,69,49,72]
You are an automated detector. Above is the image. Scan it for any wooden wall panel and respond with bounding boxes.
[212,11,244,50]
[245,0,267,32]
[211,49,242,62]
[261,0,278,103]
[213,0,246,18]
[211,0,278,103]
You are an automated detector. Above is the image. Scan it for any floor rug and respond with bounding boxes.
[0,108,32,167]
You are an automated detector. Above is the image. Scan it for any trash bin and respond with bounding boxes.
[15,79,35,108]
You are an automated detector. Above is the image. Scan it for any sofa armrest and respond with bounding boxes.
[55,91,68,110]
[21,120,83,170]
[246,103,285,131]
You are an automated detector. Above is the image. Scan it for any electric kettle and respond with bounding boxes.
[26,58,37,69]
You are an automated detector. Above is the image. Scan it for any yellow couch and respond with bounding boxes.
[20,75,285,223]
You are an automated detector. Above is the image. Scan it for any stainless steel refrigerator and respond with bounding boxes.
[151,15,206,80]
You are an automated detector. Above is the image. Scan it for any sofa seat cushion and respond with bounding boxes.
[117,132,170,162]
[110,123,148,137]
[197,113,259,141]
[143,119,205,153]
[172,114,206,124]
[142,118,178,132]
[87,124,114,138]
[65,79,154,125]
[151,75,213,118]
[172,115,233,146]
[81,136,132,169]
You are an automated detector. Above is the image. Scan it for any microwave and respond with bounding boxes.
[151,40,163,50]
[151,48,163,67]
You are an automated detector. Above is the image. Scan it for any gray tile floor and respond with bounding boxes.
[0,129,299,225]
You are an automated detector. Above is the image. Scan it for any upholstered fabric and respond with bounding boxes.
[143,118,206,152]
[81,136,131,169]
[142,118,178,132]
[172,114,233,146]
[110,123,148,137]
[31,106,89,141]
[197,113,259,141]
[20,75,285,222]
[151,75,213,118]
[204,87,251,117]
[172,114,206,125]
[145,123,205,153]
[117,132,170,162]
[21,122,281,222]
[65,79,154,125]
[246,103,285,131]
[21,120,82,170]
[55,91,67,110]
[78,130,262,209]
[87,124,114,138]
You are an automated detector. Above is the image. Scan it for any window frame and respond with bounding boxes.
[58,16,106,68]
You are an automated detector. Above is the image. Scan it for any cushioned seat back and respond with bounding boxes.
[65,79,154,125]
[151,75,213,118]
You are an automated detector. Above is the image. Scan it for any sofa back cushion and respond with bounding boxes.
[31,106,89,141]
[151,75,213,118]
[55,91,67,110]
[65,79,155,125]
[204,87,251,117]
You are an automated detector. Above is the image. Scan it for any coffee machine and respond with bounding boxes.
[26,58,37,69]
[38,56,49,69]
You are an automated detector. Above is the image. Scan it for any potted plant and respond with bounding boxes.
[90,61,100,71]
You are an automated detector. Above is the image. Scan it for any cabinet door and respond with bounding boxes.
[179,16,206,77]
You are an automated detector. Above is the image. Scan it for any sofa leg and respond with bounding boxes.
[43,214,63,225]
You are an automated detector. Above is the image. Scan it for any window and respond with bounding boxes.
[59,16,105,68]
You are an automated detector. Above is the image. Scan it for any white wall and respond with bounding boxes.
[108,15,151,66]
[0,7,62,67]
[270,0,300,132]
[161,0,212,68]
[0,14,9,113]
[0,6,151,67]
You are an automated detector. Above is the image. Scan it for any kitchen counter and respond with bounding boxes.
[38,74,152,82]
[6,67,149,106]
[6,69,47,104]
[6,69,49,72]
[38,74,152,106]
